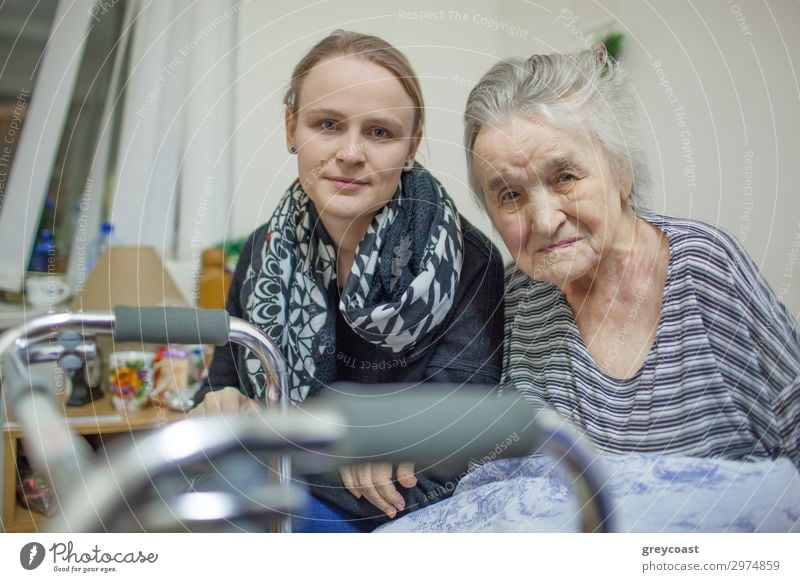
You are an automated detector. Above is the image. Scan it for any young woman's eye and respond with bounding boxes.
[368,127,390,139]
[319,120,338,131]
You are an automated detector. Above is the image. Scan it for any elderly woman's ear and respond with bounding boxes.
[617,170,634,207]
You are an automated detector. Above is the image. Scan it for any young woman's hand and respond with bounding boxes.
[188,386,259,416]
[339,462,417,518]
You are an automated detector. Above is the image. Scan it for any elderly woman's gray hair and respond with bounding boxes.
[464,48,650,213]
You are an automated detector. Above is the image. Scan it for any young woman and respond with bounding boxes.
[191,30,505,532]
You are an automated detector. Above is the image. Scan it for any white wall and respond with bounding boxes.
[233,0,800,318]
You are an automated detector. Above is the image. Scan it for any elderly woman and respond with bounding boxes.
[377,48,800,534]
[465,51,800,463]
[463,48,799,464]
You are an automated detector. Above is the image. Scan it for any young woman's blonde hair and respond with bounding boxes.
[284,30,425,136]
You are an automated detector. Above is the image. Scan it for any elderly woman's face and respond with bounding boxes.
[474,114,632,289]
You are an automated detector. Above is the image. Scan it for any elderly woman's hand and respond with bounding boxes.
[339,462,417,518]
[188,386,260,416]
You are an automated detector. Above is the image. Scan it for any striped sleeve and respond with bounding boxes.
[716,228,800,462]
[501,212,800,465]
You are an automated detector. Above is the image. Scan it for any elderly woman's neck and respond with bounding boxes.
[563,215,669,379]
[565,215,666,304]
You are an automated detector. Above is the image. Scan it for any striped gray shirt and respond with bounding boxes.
[502,212,800,464]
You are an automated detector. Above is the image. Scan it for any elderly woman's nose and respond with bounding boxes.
[336,132,366,164]
[527,196,563,237]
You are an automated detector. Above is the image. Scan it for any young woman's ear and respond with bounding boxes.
[404,128,423,171]
[285,109,298,153]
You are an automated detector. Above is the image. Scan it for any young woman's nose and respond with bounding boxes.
[335,130,366,165]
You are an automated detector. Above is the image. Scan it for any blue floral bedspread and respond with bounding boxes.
[377,454,800,532]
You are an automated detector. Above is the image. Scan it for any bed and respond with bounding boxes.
[378,453,800,533]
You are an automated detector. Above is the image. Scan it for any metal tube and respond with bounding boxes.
[19,342,98,365]
[0,313,289,408]
[227,318,292,532]
[0,311,294,532]
[0,314,112,501]
[45,409,344,532]
[1,312,613,533]
[0,312,114,360]
[533,409,613,533]
[227,318,289,410]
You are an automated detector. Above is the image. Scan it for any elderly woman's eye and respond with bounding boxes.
[500,191,521,204]
[556,172,575,184]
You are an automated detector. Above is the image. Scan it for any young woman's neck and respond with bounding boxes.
[318,213,373,287]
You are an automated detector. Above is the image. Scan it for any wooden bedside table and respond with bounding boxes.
[2,396,186,532]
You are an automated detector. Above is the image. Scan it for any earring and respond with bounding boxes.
[289,146,297,154]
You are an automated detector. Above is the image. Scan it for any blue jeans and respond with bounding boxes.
[291,494,364,533]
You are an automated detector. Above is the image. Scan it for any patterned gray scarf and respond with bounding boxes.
[241,165,463,402]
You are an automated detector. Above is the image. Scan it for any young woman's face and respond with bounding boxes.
[286,56,420,226]
[474,114,632,289]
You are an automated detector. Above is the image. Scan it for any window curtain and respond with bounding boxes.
[108,0,237,289]
[0,0,94,292]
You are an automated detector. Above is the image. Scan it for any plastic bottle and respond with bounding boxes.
[86,222,122,274]
[28,229,55,272]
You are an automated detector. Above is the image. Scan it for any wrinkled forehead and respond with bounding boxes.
[473,115,591,176]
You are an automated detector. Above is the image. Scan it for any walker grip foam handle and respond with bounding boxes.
[113,306,230,346]
[318,384,544,465]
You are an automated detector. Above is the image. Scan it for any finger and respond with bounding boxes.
[396,462,417,488]
[218,387,249,413]
[371,463,405,512]
[368,463,405,515]
[356,464,398,519]
[189,392,221,417]
[208,388,232,415]
[238,394,261,415]
[339,466,361,499]
[187,402,204,418]
[190,387,249,417]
